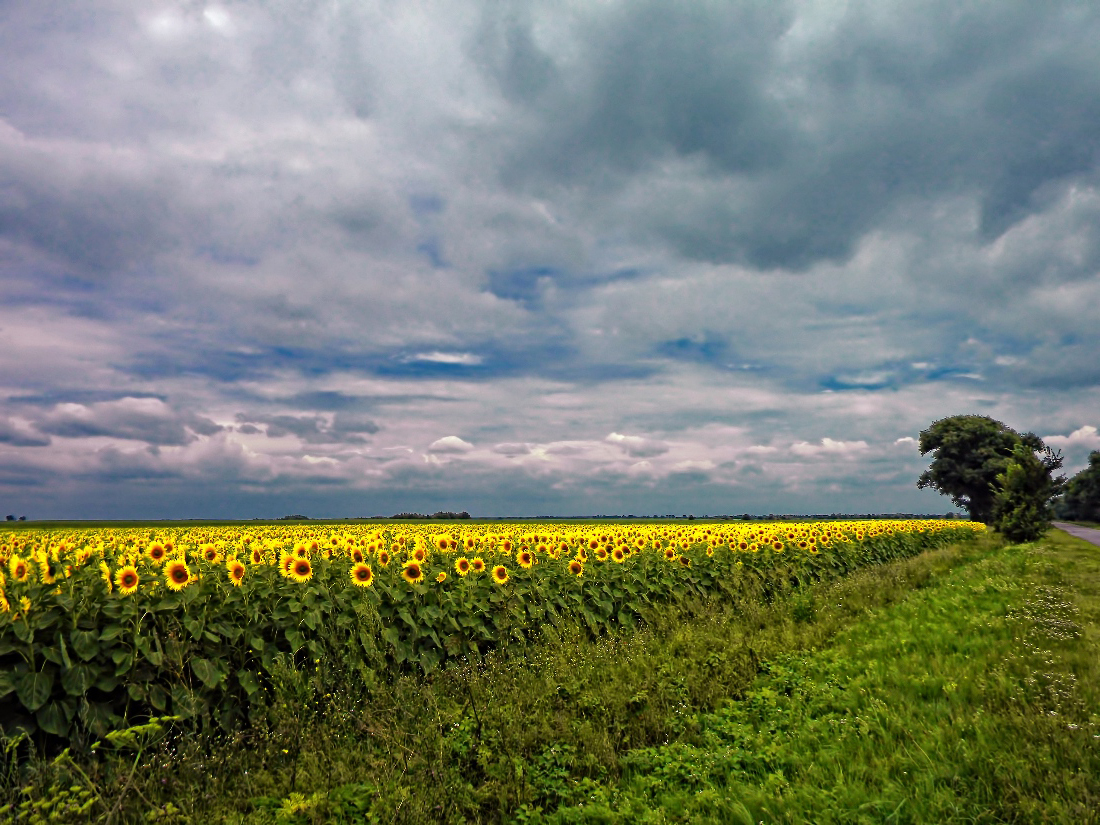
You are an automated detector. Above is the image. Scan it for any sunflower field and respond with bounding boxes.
[0,519,982,744]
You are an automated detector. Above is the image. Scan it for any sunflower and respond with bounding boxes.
[280,553,296,577]
[377,549,391,567]
[412,546,427,563]
[0,591,8,613]
[100,561,113,593]
[500,539,512,554]
[115,566,140,596]
[454,557,471,576]
[202,544,222,564]
[588,537,600,550]
[294,544,310,559]
[227,560,246,586]
[350,563,374,587]
[350,547,365,564]
[664,547,677,561]
[251,546,265,565]
[772,541,784,552]
[146,542,168,564]
[8,556,29,583]
[436,571,447,583]
[678,555,691,568]
[568,560,583,576]
[436,536,450,551]
[39,560,56,585]
[491,565,509,585]
[517,550,534,569]
[289,557,313,583]
[470,557,486,574]
[595,546,609,562]
[165,560,192,591]
[612,547,626,563]
[402,561,425,585]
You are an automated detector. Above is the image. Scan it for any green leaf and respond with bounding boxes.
[36,699,73,737]
[56,632,73,669]
[382,626,402,648]
[70,629,100,661]
[148,684,168,712]
[12,620,33,644]
[237,670,259,697]
[61,663,97,696]
[191,657,225,689]
[184,618,204,640]
[284,629,304,653]
[99,625,126,642]
[15,668,54,712]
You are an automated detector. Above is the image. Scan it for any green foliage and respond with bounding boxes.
[0,522,974,747]
[537,530,1100,824]
[1057,450,1100,522]
[991,444,1057,542]
[918,414,1064,524]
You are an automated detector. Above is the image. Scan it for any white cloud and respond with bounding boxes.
[407,352,484,365]
[790,438,869,457]
[428,435,474,453]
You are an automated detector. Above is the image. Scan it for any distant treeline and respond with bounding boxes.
[391,511,471,520]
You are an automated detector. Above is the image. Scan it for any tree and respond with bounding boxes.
[990,444,1058,542]
[917,415,1063,526]
[1056,450,1100,522]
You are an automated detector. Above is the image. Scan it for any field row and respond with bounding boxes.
[0,520,983,742]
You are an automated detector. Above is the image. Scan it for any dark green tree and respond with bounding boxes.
[990,444,1057,542]
[1056,450,1100,522]
[917,415,1063,525]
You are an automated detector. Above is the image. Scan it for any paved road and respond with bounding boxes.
[1053,522,1100,547]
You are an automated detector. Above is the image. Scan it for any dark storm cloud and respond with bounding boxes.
[35,399,222,446]
[480,0,1100,270]
[236,412,379,444]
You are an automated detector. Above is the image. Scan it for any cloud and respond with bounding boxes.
[1,1,1098,517]
[407,352,484,366]
[428,436,474,454]
[605,432,669,458]
[790,438,870,457]
[0,418,50,447]
[36,398,221,446]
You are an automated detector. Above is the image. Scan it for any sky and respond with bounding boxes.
[2,0,1099,520]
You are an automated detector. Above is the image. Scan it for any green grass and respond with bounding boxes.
[5,529,1099,823]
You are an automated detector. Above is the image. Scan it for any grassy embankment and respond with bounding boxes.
[3,528,1098,823]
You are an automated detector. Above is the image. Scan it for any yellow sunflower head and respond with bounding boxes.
[568,560,583,577]
[147,543,167,564]
[289,557,313,583]
[227,560,246,587]
[164,560,192,591]
[350,563,374,587]
[115,566,140,596]
[517,550,534,569]
[470,557,485,574]
[402,561,424,585]
[491,565,509,585]
[455,557,471,576]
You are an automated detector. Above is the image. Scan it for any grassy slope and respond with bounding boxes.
[5,529,1098,823]
[538,529,1100,824]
